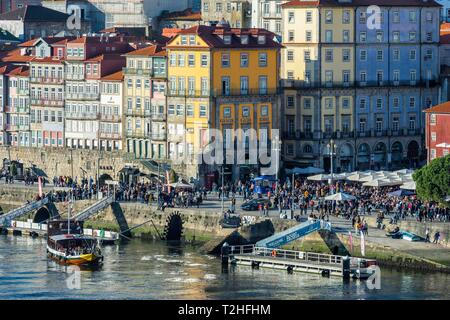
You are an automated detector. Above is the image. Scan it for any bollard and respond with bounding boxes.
[221,242,230,266]
[342,256,351,279]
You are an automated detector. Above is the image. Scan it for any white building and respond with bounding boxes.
[251,0,289,37]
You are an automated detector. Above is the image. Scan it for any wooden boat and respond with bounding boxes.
[47,220,103,266]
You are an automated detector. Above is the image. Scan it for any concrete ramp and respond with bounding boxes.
[256,220,331,248]
[73,195,114,221]
[0,197,49,227]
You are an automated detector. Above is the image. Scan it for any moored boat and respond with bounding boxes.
[47,220,103,267]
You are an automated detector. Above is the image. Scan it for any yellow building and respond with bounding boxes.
[166,24,282,180]
[281,1,354,170]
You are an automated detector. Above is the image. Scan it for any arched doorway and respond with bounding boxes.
[391,142,403,169]
[357,143,370,170]
[33,207,50,223]
[339,143,353,172]
[373,142,387,170]
[99,173,113,187]
[407,141,420,168]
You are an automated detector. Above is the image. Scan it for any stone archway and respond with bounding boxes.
[99,173,113,187]
[373,142,387,170]
[339,143,354,173]
[391,141,403,169]
[33,207,50,223]
[407,140,420,168]
[357,143,370,170]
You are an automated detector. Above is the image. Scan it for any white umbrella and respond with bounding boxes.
[324,192,357,201]
[363,178,401,187]
[394,169,414,175]
[307,174,330,181]
[346,172,371,182]
[445,195,450,202]
[169,182,193,189]
[400,181,416,190]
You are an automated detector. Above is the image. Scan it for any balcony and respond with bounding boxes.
[30,77,64,84]
[167,89,211,98]
[99,114,121,122]
[126,129,146,139]
[17,89,29,95]
[322,131,337,139]
[65,73,84,81]
[213,88,279,97]
[281,79,440,89]
[340,131,355,139]
[31,98,64,107]
[300,131,313,139]
[150,113,166,121]
[356,131,372,138]
[99,132,121,140]
[125,109,146,117]
[374,129,388,137]
[65,112,99,120]
[151,133,167,141]
[66,93,100,100]
[123,68,152,76]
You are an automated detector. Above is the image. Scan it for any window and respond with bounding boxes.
[325,49,333,62]
[409,116,416,130]
[342,98,350,109]
[188,54,195,67]
[259,76,268,94]
[241,53,249,67]
[178,54,185,67]
[343,30,350,43]
[409,32,416,42]
[376,118,383,132]
[393,70,400,82]
[431,132,436,141]
[409,97,416,108]
[359,12,366,24]
[376,50,383,61]
[343,10,350,24]
[426,32,433,42]
[287,96,295,108]
[392,117,399,131]
[288,31,294,42]
[200,105,207,117]
[426,11,433,22]
[359,98,366,109]
[325,98,333,109]
[306,11,312,23]
[223,35,231,45]
[360,71,367,82]
[425,49,433,60]
[221,53,230,67]
[393,49,400,61]
[259,53,267,67]
[261,105,269,116]
[360,50,367,61]
[393,31,400,42]
[168,105,175,115]
[342,49,350,62]
[430,114,436,125]
[409,49,416,60]
[409,11,416,23]
[359,32,366,42]
[376,98,383,109]
[201,54,208,67]
[393,11,400,23]
[305,31,312,42]
[242,106,250,117]
[325,30,333,42]
[376,31,383,42]
[223,107,231,118]
[431,149,436,160]
[240,76,249,95]
[359,118,366,132]
[288,11,295,23]
[325,71,333,85]
[287,50,294,62]
[393,97,400,108]
[325,10,333,23]
[304,98,312,109]
[304,50,311,61]
[343,71,350,84]
[410,70,417,82]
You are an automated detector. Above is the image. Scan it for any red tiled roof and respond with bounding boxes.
[125,44,166,57]
[0,64,16,75]
[282,0,441,8]
[31,56,64,63]
[0,48,34,63]
[424,102,450,114]
[85,53,124,62]
[101,70,124,81]
[6,66,29,77]
[19,36,74,47]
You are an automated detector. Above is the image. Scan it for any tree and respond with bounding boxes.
[413,154,450,207]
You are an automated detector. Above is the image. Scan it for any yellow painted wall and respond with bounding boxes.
[320,7,354,43]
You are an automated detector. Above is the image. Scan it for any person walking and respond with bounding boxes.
[433,231,440,244]
[425,228,430,242]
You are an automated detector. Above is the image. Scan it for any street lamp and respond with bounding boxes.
[273,136,282,193]
[221,165,225,213]
[327,139,337,192]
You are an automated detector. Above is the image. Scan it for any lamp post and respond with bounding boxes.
[221,165,224,213]
[327,139,337,192]
[273,136,282,193]
[97,152,103,200]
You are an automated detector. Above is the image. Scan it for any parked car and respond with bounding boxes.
[241,198,272,211]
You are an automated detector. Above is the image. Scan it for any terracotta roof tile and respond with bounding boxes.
[282,0,441,8]
[424,102,450,114]
[125,44,166,57]
[101,70,124,81]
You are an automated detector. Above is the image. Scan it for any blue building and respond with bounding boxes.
[353,4,441,170]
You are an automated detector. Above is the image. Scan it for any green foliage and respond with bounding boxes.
[413,155,450,207]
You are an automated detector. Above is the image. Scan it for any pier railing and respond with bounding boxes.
[229,245,343,266]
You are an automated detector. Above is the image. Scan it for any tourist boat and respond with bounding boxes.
[46,220,103,266]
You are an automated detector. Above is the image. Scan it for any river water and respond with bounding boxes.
[0,235,448,300]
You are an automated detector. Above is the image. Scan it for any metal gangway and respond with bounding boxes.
[255,219,332,248]
[0,197,49,227]
[73,195,114,221]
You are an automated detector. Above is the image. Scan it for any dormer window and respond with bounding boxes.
[257,35,266,45]
[241,35,249,45]
[181,35,188,45]
[224,35,231,44]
